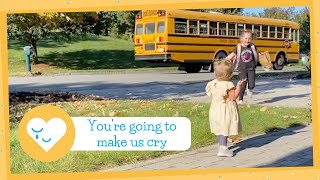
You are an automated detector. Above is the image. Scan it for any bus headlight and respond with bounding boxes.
[158,48,165,52]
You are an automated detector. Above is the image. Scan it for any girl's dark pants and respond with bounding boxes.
[238,69,256,101]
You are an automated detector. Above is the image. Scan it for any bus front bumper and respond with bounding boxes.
[134,54,171,62]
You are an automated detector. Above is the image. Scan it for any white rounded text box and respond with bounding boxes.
[70,117,191,151]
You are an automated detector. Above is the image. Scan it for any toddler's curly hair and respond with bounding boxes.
[214,59,234,81]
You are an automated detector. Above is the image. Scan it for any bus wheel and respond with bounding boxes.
[185,64,202,73]
[273,54,286,70]
[215,51,227,60]
[211,52,227,72]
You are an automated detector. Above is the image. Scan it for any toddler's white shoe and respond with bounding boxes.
[217,145,234,157]
[238,100,243,104]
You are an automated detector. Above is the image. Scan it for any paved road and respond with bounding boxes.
[9,67,311,108]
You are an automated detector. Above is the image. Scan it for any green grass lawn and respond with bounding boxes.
[8,35,177,76]
[10,100,311,174]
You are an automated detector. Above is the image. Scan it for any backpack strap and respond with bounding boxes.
[250,43,258,66]
[234,43,241,70]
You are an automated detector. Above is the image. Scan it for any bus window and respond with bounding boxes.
[228,23,236,36]
[189,20,198,34]
[246,24,253,32]
[277,27,283,39]
[200,20,208,34]
[136,24,143,35]
[291,29,296,41]
[262,25,268,37]
[219,22,227,35]
[254,25,261,37]
[237,23,244,36]
[270,26,276,38]
[284,27,290,39]
[157,21,165,33]
[145,22,155,34]
[292,29,297,41]
[174,18,187,34]
[210,22,217,35]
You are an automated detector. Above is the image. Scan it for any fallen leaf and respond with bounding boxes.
[173,111,179,117]
[291,116,298,119]
[228,137,242,143]
[98,101,105,108]
[260,106,268,112]
[140,102,151,108]
[283,116,289,119]
[116,111,125,117]
[247,104,251,108]
[109,111,116,117]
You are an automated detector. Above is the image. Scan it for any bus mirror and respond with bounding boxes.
[136,12,142,19]
[158,10,166,17]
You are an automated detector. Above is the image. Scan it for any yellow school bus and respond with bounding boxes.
[134,10,300,73]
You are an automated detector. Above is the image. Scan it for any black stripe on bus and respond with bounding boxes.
[166,42,235,46]
[162,42,287,48]
[168,33,238,39]
[170,51,297,55]
[168,34,295,41]
[135,48,299,55]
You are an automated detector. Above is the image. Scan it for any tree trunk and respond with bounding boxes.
[31,40,39,65]
[104,28,109,36]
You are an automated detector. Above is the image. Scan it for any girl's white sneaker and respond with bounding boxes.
[247,89,253,98]
[217,145,234,157]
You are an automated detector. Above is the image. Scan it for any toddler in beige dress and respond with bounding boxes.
[206,59,246,157]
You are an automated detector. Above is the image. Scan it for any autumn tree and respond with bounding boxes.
[257,7,297,21]
[7,12,99,64]
[300,13,310,54]
[98,11,138,40]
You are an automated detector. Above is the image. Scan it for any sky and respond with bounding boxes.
[243,6,307,14]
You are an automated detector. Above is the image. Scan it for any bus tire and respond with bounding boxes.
[273,54,286,70]
[185,64,202,73]
[215,51,227,60]
[211,51,227,72]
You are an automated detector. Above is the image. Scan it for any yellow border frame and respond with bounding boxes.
[1,0,319,179]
